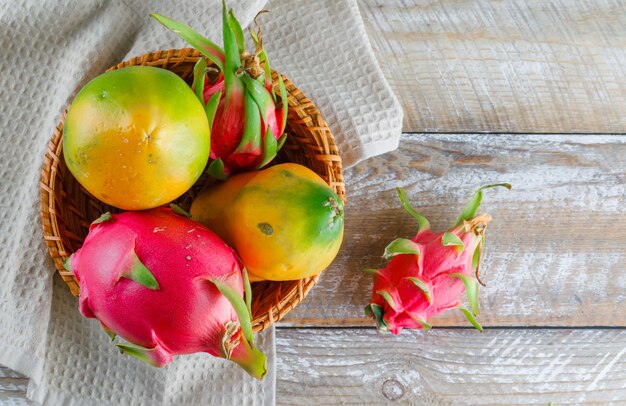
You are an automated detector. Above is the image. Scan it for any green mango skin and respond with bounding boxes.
[190,163,345,281]
[63,66,210,210]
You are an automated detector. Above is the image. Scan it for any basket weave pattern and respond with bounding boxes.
[40,48,344,333]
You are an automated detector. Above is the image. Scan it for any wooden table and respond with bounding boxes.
[3,1,625,404]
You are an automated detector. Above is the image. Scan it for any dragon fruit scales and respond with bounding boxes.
[152,1,288,178]
[365,184,511,334]
[64,207,266,379]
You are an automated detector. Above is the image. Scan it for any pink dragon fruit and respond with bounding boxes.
[364,184,511,334]
[151,2,288,178]
[64,207,266,379]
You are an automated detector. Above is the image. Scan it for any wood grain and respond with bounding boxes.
[0,367,34,405]
[6,329,626,405]
[359,0,626,133]
[276,328,626,405]
[280,133,626,327]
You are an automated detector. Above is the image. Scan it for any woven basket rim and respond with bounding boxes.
[39,47,344,333]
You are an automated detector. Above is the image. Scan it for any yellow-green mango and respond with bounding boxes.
[63,66,210,210]
[190,163,344,281]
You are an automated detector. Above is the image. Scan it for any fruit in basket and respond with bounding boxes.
[364,184,511,334]
[190,163,344,281]
[64,207,266,379]
[151,1,288,178]
[63,66,211,210]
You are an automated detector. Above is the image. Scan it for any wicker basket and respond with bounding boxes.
[40,48,345,333]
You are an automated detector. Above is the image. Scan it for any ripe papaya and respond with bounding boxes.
[190,163,344,281]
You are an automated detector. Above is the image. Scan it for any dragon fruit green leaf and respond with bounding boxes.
[242,267,252,318]
[241,75,274,124]
[472,233,485,274]
[442,232,464,251]
[192,58,207,105]
[100,323,117,341]
[365,304,389,333]
[208,158,228,180]
[406,277,432,304]
[454,183,511,227]
[257,127,277,169]
[221,0,242,75]
[121,251,160,290]
[234,92,262,155]
[150,13,224,71]
[169,203,191,218]
[395,188,430,232]
[376,290,397,310]
[204,90,222,128]
[227,9,245,54]
[210,278,254,346]
[449,273,480,316]
[458,305,483,331]
[92,212,112,225]
[278,74,288,133]
[409,316,431,331]
[63,255,73,272]
[383,238,420,260]
[362,268,381,276]
[277,133,287,151]
[115,342,162,367]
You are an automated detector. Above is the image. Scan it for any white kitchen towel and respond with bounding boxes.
[0,0,402,404]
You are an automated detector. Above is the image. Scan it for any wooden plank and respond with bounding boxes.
[360,0,626,133]
[6,329,626,404]
[280,133,626,327]
[0,367,34,405]
[276,328,626,405]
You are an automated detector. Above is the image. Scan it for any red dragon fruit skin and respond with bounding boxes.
[152,2,289,178]
[65,207,266,379]
[365,184,511,334]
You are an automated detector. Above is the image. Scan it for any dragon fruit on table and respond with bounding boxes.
[364,184,511,334]
[64,207,266,379]
[151,1,288,178]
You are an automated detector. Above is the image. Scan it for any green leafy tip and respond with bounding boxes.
[242,268,253,318]
[472,233,485,274]
[409,315,432,331]
[227,9,245,53]
[396,188,430,231]
[442,232,464,253]
[210,277,254,346]
[458,305,483,331]
[277,74,288,134]
[92,212,112,225]
[454,183,512,227]
[234,91,262,155]
[205,90,222,129]
[192,57,207,105]
[221,0,241,74]
[121,250,160,290]
[449,273,479,316]
[257,127,277,169]
[169,203,191,218]
[406,277,432,304]
[362,268,380,277]
[208,158,228,180]
[365,303,389,333]
[383,238,420,260]
[116,342,161,367]
[376,290,397,310]
[100,323,116,341]
[63,255,73,272]
[150,13,224,71]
